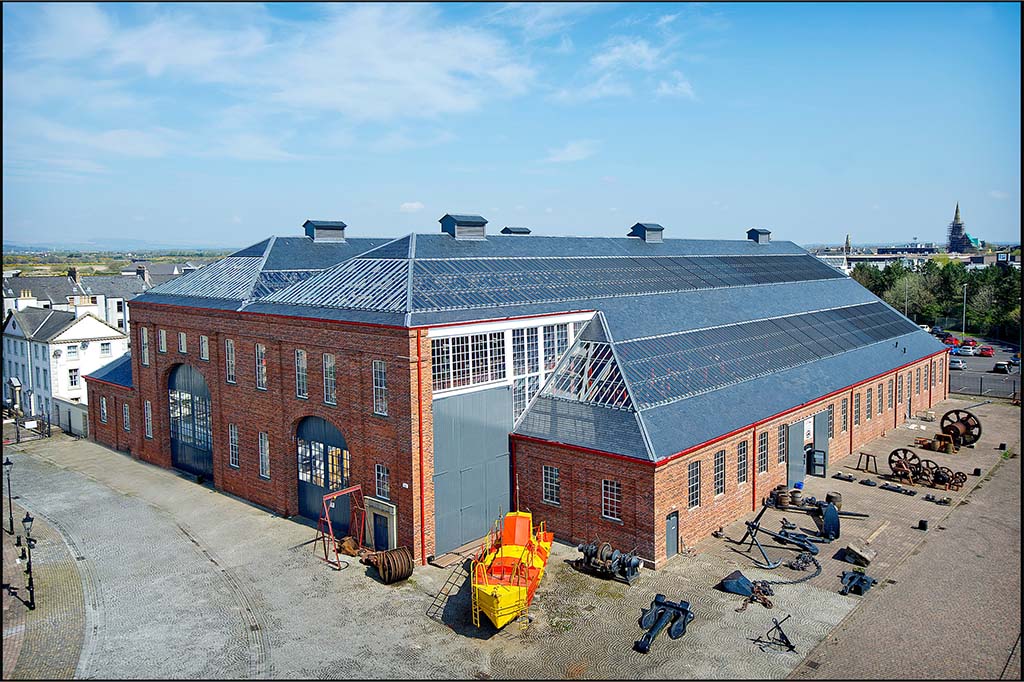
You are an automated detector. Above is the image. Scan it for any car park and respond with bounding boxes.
[992,361,1012,374]
[918,324,931,333]
[932,326,944,336]
[978,346,995,357]
[958,345,976,356]
[942,336,960,346]
[963,338,979,347]
[949,358,967,370]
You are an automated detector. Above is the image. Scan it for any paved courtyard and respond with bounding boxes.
[1,397,1020,679]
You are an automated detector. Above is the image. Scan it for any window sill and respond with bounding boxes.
[256,387,268,392]
[324,401,337,407]
[226,380,236,385]
[600,515,623,525]
[229,463,239,470]
[296,395,308,400]
[145,435,153,440]
[259,474,271,481]
[542,500,561,508]
[373,412,388,419]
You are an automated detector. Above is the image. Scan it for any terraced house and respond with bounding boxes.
[85,215,948,567]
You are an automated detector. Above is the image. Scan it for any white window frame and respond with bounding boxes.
[866,388,873,421]
[778,423,788,461]
[375,463,390,500]
[841,397,849,432]
[854,393,861,426]
[225,339,236,384]
[295,349,308,399]
[254,343,267,390]
[100,397,108,423]
[542,465,561,505]
[737,440,748,484]
[122,403,130,432]
[601,479,622,521]
[100,342,112,357]
[178,331,187,354]
[158,329,167,353]
[877,383,884,415]
[258,431,270,479]
[200,335,209,361]
[69,367,80,388]
[827,404,835,440]
[713,450,725,496]
[687,460,701,509]
[372,360,388,416]
[144,400,153,439]
[229,424,239,468]
[323,353,336,405]
[141,327,150,366]
[67,344,79,360]
[757,431,768,473]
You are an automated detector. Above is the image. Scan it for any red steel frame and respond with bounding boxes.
[315,484,367,569]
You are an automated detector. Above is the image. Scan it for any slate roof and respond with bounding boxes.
[128,225,944,461]
[4,308,77,341]
[3,274,149,302]
[85,354,133,388]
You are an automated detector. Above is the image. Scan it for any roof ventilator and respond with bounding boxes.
[500,226,532,235]
[747,228,771,244]
[303,219,347,243]
[628,223,664,243]
[440,214,488,240]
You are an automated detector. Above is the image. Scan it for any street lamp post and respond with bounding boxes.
[22,512,35,610]
[962,283,968,338]
[3,457,13,536]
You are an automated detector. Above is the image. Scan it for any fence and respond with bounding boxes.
[948,375,1019,400]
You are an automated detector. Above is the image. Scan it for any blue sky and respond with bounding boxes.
[2,2,1020,248]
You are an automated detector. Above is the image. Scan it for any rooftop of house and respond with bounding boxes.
[2,273,149,302]
[84,353,133,388]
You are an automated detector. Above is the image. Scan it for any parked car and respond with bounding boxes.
[958,345,976,356]
[992,361,1012,374]
[932,326,945,336]
[942,336,960,346]
[949,358,967,370]
[963,338,978,347]
[936,331,952,340]
[918,324,931,333]
[978,346,995,357]
[1011,356,1021,367]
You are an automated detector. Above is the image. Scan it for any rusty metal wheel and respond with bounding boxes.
[918,459,939,485]
[950,471,968,491]
[375,547,415,584]
[889,449,920,479]
[933,466,955,488]
[940,409,983,447]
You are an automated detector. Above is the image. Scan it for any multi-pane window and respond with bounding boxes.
[144,400,152,438]
[841,398,848,432]
[255,344,267,390]
[229,424,239,468]
[907,372,912,400]
[295,350,308,398]
[923,365,929,389]
[757,431,768,473]
[938,363,943,384]
[178,331,187,354]
[866,388,873,421]
[543,323,570,371]
[375,464,390,500]
[737,440,748,484]
[323,353,337,404]
[827,404,835,439]
[877,383,884,415]
[888,379,894,409]
[430,332,506,392]
[601,479,622,521]
[854,393,861,426]
[778,423,788,461]
[714,450,726,495]
[542,465,561,505]
[513,376,540,421]
[100,397,108,423]
[67,345,79,360]
[372,360,388,416]
[69,368,80,388]
[931,361,937,387]
[687,461,701,508]
[101,342,112,357]
[200,335,209,361]
[898,374,904,403]
[258,432,270,479]
[512,328,540,376]
[915,368,921,394]
[225,339,236,383]
[122,403,130,432]
[158,329,167,353]
[328,447,350,489]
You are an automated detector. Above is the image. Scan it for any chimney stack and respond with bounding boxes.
[68,267,81,283]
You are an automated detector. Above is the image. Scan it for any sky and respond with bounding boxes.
[2,2,1020,249]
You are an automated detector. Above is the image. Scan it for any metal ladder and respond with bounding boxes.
[426,558,468,621]
[470,561,481,628]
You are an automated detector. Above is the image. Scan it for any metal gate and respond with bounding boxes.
[810,411,830,476]
[168,364,213,478]
[432,387,512,555]
[296,417,351,533]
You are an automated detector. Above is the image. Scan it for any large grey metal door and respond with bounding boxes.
[665,512,678,558]
[809,411,830,476]
[786,422,805,487]
[168,364,213,478]
[296,417,351,532]
[432,387,512,555]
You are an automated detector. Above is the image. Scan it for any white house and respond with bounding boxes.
[3,307,129,417]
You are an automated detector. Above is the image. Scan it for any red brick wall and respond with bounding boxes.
[127,302,434,561]
[86,380,140,455]
[515,350,947,568]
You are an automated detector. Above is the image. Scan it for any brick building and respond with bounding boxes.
[85,216,947,567]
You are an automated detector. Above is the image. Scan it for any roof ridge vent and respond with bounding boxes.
[747,227,771,244]
[440,213,487,240]
[500,226,531,235]
[304,219,347,242]
[627,222,664,243]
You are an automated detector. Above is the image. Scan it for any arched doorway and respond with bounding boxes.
[168,364,213,478]
[296,417,351,532]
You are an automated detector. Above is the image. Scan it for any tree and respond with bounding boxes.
[883,273,936,322]
[851,263,885,296]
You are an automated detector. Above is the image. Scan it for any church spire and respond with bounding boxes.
[953,202,961,224]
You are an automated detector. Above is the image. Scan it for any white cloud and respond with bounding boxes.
[371,129,456,153]
[26,3,113,61]
[209,133,301,162]
[28,119,181,158]
[486,3,606,40]
[592,37,661,71]
[656,13,681,27]
[543,139,599,163]
[400,202,425,213]
[552,73,632,103]
[655,71,696,99]
[989,190,1009,199]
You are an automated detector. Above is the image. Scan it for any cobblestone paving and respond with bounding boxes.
[2,498,86,680]
[3,396,1019,679]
